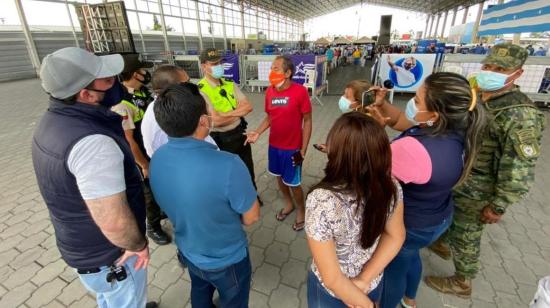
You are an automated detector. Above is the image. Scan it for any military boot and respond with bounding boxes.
[428,239,451,260]
[424,275,472,298]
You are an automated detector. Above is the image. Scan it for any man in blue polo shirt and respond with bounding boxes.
[149,82,260,308]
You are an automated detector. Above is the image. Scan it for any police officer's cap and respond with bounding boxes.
[199,48,222,63]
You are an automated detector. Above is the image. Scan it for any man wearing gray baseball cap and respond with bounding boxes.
[32,47,156,308]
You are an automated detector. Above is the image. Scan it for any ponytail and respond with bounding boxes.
[456,92,486,186]
[423,72,487,187]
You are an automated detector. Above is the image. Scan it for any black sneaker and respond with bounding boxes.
[147,225,171,245]
[146,302,158,308]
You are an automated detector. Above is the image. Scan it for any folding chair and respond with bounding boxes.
[304,69,323,106]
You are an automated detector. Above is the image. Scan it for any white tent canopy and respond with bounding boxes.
[314,37,332,45]
[354,36,376,44]
[332,37,353,45]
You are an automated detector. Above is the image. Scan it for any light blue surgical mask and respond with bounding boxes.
[405,98,432,126]
[210,64,225,79]
[338,96,352,113]
[475,70,517,92]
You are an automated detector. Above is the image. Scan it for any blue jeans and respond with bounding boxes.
[77,255,147,308]
[178,251,251,308]
[307,270,382,307]
[380,215,452,308]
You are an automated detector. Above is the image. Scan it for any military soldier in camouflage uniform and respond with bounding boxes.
[425,43,546,297]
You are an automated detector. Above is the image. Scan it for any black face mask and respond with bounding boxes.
[87,79,126,108]
[137,71,152,85]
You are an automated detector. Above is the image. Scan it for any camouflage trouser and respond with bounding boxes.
[441,195,487,279]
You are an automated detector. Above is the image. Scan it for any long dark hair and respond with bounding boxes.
[310,112,396,249]
[423,72,486,186]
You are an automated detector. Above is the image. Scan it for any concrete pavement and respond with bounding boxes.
[0,66,548,307]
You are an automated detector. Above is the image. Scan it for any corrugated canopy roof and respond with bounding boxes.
[244,0,486,20]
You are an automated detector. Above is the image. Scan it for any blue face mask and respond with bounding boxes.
[405,98,432,126]
[338,96,353,113]
[475,70,517,92]
[210,64,225,79]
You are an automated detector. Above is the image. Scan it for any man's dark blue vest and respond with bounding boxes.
[32,97,146,269]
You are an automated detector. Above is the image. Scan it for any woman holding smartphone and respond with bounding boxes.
[305,112,405,308]
[368,72,485,308]
[337,80,373,113]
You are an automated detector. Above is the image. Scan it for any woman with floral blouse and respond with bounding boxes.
[305,112,405,308]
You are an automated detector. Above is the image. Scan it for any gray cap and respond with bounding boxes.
[40,47,124,99]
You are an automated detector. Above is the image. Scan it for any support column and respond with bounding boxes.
[15,0,41,75]
[195,0,204,51]
[255,6,259,37]
[462,6,469,25]
[470,2,485,44]
[424,15,430,39]
[221,0,228,51]
[267,11,271,40]
[441,11,448,38]
[134,0,147,52]
[157,0,171,53]
[177,0,187,52]
[277,10,281,40]
[451,7,458,27]
[64,0,79,47]
[240,1,245,39]
[513,33,521,44]
[285,17,289,42]
[428,14,435,38]
[433,13,441,38]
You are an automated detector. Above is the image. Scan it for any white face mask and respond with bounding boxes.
[405,98,433,126]
[338,96,352,113]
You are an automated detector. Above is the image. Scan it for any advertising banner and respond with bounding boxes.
[291,54,316,85]
[415,40,437,54]
[378,54,436,93]
[222,54,240,84]
[315,55,326,87]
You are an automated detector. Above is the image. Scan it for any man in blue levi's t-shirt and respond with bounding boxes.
[149,82,260,308]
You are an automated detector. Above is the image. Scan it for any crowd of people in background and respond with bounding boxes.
[320,41,550,62]
[31,41,545,308]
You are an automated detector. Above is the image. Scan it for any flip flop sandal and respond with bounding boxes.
[275,208,294,221]
[292,221,305,232]
[400,299,416,308]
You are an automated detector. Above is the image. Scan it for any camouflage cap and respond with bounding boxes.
[481,43,528,69]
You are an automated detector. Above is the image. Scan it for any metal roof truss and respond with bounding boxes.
[246,0,486,21]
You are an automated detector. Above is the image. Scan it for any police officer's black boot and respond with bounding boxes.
[146,223,171,245]
[146,301,158,308]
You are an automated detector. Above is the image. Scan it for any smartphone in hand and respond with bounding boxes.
[362,90,376,107]
[292,151,303,166]
[313,144,327,153]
